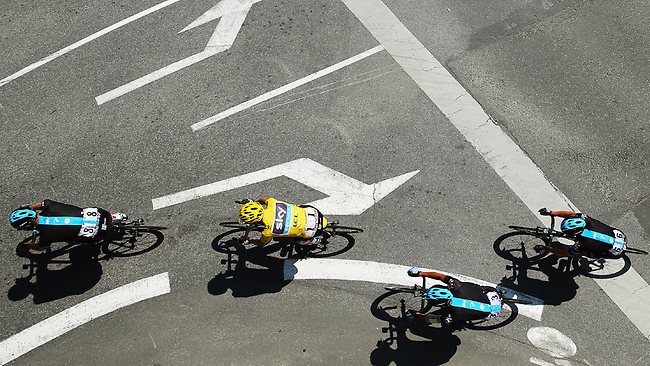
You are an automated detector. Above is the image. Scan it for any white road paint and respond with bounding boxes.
[283,258,544,321]
[151,157,418,214]
[527,327,577,358]
[529,357,556,366]
[341,0,650,340]
[0,0,182,88]
[0,273,170,365]
[96,0,263,105]
[191,45,384,131]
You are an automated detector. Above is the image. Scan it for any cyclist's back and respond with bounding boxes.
[239,198,324,246]
[37,199,112,246]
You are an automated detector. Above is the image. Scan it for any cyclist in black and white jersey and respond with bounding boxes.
[405,267,502,326]
[538,207,627,257]
[9,199,128,251]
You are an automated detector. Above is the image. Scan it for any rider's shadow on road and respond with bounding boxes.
[8,245,103,304]
[207,242,298,298]
[498,256,579,306]
[370,322,460,366]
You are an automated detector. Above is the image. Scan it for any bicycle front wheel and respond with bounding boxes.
[371,287,432,323]
[494,230,548,264]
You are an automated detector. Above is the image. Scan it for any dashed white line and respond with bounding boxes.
[0,273,171,365]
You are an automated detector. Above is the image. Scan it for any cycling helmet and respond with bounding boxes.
[423,287,453,302]
[560,217,586,235]
[10,209,37,230]
[239,202,264,224]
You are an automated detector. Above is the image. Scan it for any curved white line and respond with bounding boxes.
[283,258,544,321]
[0,273,171,365]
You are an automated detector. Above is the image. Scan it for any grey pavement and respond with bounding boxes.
[0,0,649,365]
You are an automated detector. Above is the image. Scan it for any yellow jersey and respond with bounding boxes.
[259,198,319,244]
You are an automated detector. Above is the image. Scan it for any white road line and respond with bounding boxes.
[0,273,171,365]
[191,45,384,131]
[283,258,544,321]
[0,0,182,88]
[341,0,650,339]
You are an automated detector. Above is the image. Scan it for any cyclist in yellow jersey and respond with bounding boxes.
[239,198,327,246]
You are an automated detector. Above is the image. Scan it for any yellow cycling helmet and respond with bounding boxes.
[239,202,264,223]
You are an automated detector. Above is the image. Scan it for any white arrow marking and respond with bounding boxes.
[0,273,170,365]
[151,158,419,214]
[95,0,262,105]
[191,45,384,131]
[283,259,544,321]
[0,0,182,88]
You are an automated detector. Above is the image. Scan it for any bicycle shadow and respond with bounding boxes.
[370,321,460,366]
[207,238,298,298]
[494,233,579,305]
[8,244,104,304]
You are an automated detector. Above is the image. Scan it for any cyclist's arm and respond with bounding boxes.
[549,210,580,218]
[256,198,269,204]
[23,200,46,210]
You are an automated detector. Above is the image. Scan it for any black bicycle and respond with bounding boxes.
[215,219,362,258]
[373,276,530,331]
[498,215,647,278]
[214,200,362,258]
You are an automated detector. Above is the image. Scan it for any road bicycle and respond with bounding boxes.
[496,215,647,278]
[18,219,166,259]
[372,275,531,331]
[214,201,363,258]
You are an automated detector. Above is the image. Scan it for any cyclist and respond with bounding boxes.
[405,267,502,326]
[537,207,627,257]
[238,198,326,247]
[9,199,128,251]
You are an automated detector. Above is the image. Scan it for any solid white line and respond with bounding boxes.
[0,0,182,88]
[342,0,650,340]
[96,51,214,105]
[284,258,544,321]
[190,45,385,131]
[0,273,171,365]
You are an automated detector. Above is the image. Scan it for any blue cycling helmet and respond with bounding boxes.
[560,217,586,235]
[424,287,453,301]
[10,209,37,230]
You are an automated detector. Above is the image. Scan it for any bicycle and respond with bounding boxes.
[17,219,166,259]
[214,201,363,258]
[498,215,647,279]
[372,275,530,331]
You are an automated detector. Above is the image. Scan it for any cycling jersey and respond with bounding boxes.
[448,282,501,322]
[570,215,626,256]
[36,200,111,246]
[259,198,320,245]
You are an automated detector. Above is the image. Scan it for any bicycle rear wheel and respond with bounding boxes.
[326,222,363,234]
[465,303,517,331]
[103,226,164,257]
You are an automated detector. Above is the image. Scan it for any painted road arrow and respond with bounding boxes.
[96,0,264,105]
[151,158,419,214]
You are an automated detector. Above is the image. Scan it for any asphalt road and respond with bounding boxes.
[0,0,649,365]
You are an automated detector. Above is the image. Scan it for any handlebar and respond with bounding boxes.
[235,199,252,204]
